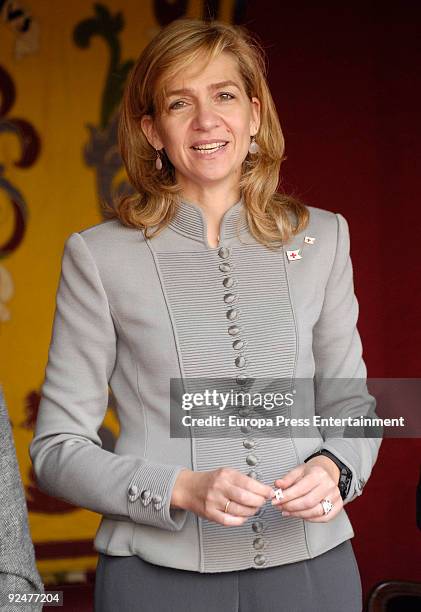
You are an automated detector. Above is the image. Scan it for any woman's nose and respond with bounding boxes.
[191,101,221,129]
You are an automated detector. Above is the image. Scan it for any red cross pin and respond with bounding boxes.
[286,249,302,261]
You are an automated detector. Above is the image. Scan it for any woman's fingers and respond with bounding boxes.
[273,482,336,513]
[210,482,270,521]
[213,509,248,526]
[217,499,259,517]
[281,484,340,513]
[271,462,344,523]
[281,500,342,521]
[233,471,275,502]
[273,481,342,522]
[281,493,343,522]
[273,463,339,507]
[202,468,275,525]
[226,483,270,510]
[274,464,304,490]
[203,461,343,526]
[273,468,323,505]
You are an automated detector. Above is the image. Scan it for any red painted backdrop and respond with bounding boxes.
[244,0,421,603]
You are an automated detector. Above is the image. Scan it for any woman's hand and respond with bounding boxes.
[271,456,343,522]
[171,467,275,527]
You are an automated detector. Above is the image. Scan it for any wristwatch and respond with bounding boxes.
[304,449,353,501]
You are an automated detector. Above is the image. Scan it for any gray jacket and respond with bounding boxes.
[0,386,44,611]
[29,196,381,573]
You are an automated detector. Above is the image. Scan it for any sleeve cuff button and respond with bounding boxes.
[128,485,139,501]
[152,494,164,510]
[141,489,152,505]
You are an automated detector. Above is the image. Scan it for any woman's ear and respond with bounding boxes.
[140,115,164,150]
[250,97,261,136]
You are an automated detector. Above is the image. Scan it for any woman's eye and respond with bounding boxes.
[169,92,235,110]
[169,100,187,110]
[218,92,235,101]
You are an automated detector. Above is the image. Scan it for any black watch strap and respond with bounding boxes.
[304,449,353,501]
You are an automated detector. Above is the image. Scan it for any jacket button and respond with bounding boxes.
[243,439,255,449]
[241,425,252,434]
[228,325,240,336]
[235,356,247,368]
[236,374,248,385]
[218,247,230,259]
[236,395,246,407]
[252,520,264,533]
[128,485,139,501]
[219,262,231,273]
[248,470,258,479]
[254,505,265,518]
[222,276,234,288]
[253,537,265,550]
[152,494,164,510]
[226,308,239,321]
[140,489,152,505]
[233,339,244,350]
[238,407,252,417]
[254,554,266,566]
[224,293,236,304]
[246,453,259,466]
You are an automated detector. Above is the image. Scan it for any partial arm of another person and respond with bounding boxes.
[0,386,44,611]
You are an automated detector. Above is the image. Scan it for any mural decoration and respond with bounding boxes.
[0,64,40,258]
[73,3,135,211]
[0,0,40,58]
[0,63,40,323]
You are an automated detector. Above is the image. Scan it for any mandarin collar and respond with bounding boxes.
[167,194,249,246]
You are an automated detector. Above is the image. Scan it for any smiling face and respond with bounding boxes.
[141,52,260,194]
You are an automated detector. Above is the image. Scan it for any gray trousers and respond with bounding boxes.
[94,539,362,612]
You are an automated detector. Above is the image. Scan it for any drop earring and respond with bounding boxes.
[155,149,163,170]
[248,136,260,155]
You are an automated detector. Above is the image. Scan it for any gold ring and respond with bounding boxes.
[224,500,231,513]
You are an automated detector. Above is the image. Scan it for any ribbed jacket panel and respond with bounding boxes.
[157,243,309,571]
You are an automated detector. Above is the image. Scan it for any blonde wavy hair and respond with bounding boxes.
[103,18,309,249]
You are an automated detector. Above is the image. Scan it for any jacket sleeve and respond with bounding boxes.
[29,232,187,532]
[311,213,382,505]
[0,386,44,612]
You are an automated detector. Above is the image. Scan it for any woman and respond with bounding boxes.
[30,18,382,612]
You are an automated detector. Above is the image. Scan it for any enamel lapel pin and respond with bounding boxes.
[286,236,316,262]
[304,236,316,245]
[286,249,302,261]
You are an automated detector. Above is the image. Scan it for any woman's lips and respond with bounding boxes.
[190,142,229,157]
